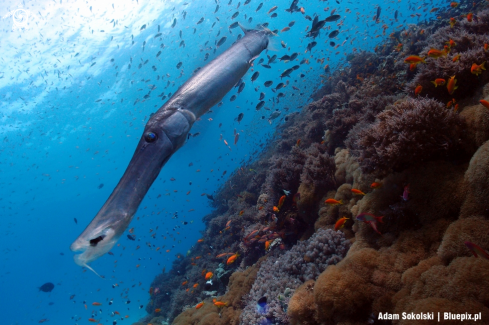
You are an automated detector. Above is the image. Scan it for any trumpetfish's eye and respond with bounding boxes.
[89,235,105,247]
[144,132,157,143]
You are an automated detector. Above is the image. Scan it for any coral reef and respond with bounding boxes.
[405,10,489,102]
[287,280,316,325]
[393,257,489,324]
[240,229,350,325]
[459,139,489,218]
[348,97,465,176]
[172,257,266,325]
[136,5,489,325]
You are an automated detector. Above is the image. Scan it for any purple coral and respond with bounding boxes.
[240,228,350,325]
[347,97,464,175]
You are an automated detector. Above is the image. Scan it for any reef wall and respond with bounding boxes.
[135,4,489,325]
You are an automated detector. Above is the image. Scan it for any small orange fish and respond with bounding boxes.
[265,240,272,251]
[234,133,239,145]
[471,62,486,76]
[114,311,120,315]
[370,182,382,189]
[452,54,461,62]
[334,217,349,231]
[351,189,366,195]
[92,302,102,306]
[239,210,244,216]
[449,17,456,28]
[296,139,301,146]
[278,195,286,209]
[427,48,447,58]
[88,319,98,323]
[409,63,417,71]
[431,78,446,87]
[300,7,305,14]
[454,103,459,112]
[84,304,87,310]
[193,283,199,288]
[450,2,459,7]
[325,198,343,206]
[447,76,458,95]
[155,308,161,313]
[404,55,425,64]
[195,302,205,309]
[273,206,280,212]
[467,12,473,22]
[480,100,489,109]
[414,85,423,96]
[205,272,213,280]
[268,5,278,14]
[197,239,204,243]
[485,44,489,52]
[182,281,188,286]
[281,27,290,32]
[227,253,240,265]
[446,39,456,48]
[213,299,228,308]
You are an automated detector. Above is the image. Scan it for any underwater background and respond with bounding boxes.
[1,0,489,324]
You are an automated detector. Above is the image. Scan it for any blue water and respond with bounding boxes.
[0,0,445,324]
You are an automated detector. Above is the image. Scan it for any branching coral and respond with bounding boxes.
[240,229,350,325]
[348,97,465,176]
[406,10,489,101]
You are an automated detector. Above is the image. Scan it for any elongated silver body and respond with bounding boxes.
[70,25,271,273]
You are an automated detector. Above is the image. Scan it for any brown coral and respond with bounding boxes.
[438,216,489,263]
[348,97,465,176]
[393,257,489,322]
[460,139,489,218]
[288,280,317,325]
[172,257,265,325]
